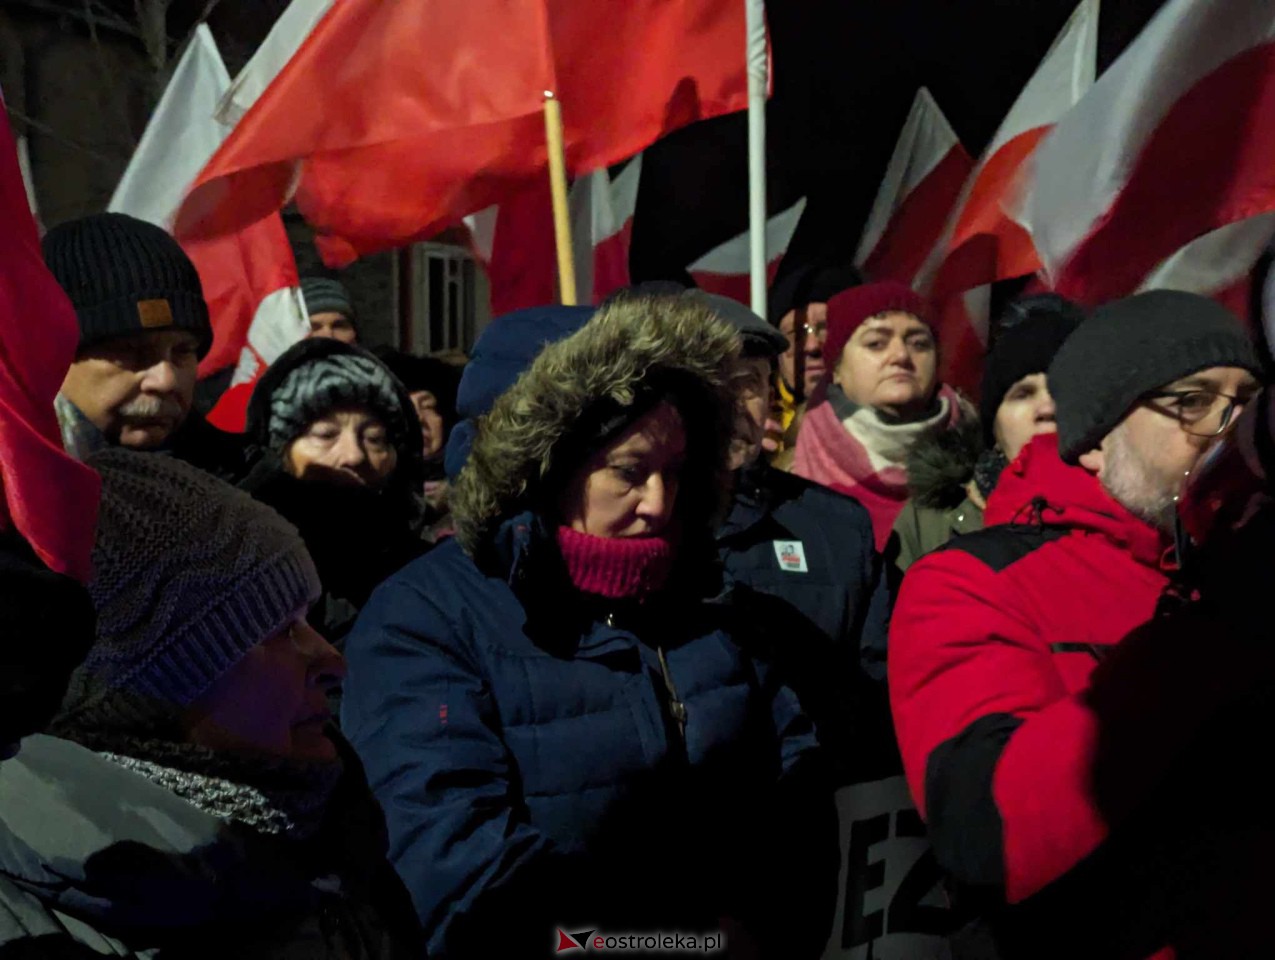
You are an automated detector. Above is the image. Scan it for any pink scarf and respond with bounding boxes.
[555,526,676,601]
[792,384,967,551]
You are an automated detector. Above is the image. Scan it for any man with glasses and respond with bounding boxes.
[767,264,862,465]
[888,290,1266,956]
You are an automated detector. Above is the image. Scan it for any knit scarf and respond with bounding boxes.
[555,526,676,601]
[94,735,343,840]
[792,383,967,551]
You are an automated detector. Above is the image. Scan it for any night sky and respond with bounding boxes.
[631,0,1171,286]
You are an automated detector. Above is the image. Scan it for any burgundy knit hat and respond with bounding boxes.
[822,281,932,367]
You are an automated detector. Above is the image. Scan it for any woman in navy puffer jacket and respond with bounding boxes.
[341,296,837,958]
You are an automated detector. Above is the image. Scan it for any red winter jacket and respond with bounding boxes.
[889,434,1177,953]
[890,432,1275,958]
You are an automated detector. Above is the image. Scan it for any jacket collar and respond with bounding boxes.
[986,433,1173,570]
[718,460,780,541]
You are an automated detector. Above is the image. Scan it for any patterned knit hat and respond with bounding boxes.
[67,449,320,711]
[42,212,213,358]
[823,281,931,367]
[267,352,406,450]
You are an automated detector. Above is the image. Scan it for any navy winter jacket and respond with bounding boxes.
[717,461,896,781]
[341,514,836,958]
[718,461,890,675]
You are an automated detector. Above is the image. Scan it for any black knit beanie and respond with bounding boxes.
[767,263,863,326]
[42,213,212,358]
[1049,290,1263,464]
[980,297,1085,443]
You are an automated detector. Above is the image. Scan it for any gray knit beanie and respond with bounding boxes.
[268,352,406,450]
[1049,290,1262,464]
[301,276,355,321]
[70,449,321,711]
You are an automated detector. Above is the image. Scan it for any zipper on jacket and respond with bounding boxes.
[656,645,688,745]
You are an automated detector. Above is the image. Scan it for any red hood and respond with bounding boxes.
[986,433,1172,570]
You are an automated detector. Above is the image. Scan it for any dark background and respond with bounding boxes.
[631,0,1170,285]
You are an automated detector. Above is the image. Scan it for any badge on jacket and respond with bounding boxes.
[773,540,808,573]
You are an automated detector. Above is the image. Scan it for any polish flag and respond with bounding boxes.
[109,25,307,389]
[854,88,973,286]
[174,0,750,269]
[1134,214,1275,325]
[688,197,807,305]
[1019,0,1275,307]
[921,0,1098,393]
[215,0,335,127]
[570,155,642,303]
[474,155,641,314]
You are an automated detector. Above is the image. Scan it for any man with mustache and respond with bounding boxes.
[44,213,248,482]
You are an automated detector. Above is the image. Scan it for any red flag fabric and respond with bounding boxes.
[922,0,1098,303]
[0,104,100,582]
[186,218,301,378]
[487,182,560,316]
[175,0,749,268]
[108,25,304,380]
[855,88,974,287]
[477,155,639,314]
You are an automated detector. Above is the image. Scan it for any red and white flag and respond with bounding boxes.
[175,0,750,269]
[922,0,1098,393]
[1019,0,1275,306]
[688,197,806,305]
[215,0,335,127]
[0,91,100,581]
[923,0,1098,299]
[854,88,973,286]
[469,156,639,315]
[109,25,307,393]
[570,155,642,303]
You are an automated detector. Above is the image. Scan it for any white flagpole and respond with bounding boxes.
[745,0,768,316]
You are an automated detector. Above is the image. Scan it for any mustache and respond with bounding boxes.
[117,396,184,420]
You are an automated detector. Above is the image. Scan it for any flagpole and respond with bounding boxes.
[543,92,578,306]
[745,0,768,317]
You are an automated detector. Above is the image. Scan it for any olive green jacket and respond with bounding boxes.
[891,494,984,574]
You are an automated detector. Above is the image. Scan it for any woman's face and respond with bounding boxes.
[285,404,398,487]
[993,372,1057,462]
[558,402,687,539]
[186,617,346,763]
[410,390,446,458]
[834,312,938,419]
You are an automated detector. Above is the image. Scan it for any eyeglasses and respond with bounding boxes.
[1142,388,1249,437]
[782,321,828,346]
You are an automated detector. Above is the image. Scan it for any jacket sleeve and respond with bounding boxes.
[888,549,1109,904]
[340,576,582,957]
[889,548,1275,907]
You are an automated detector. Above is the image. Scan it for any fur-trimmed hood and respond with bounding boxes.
[451,297,742,556]
[905,412,984,510]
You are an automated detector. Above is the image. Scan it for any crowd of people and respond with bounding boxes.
[2,208,1274,959]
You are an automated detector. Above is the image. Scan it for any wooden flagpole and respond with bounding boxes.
[543,91,578,305]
